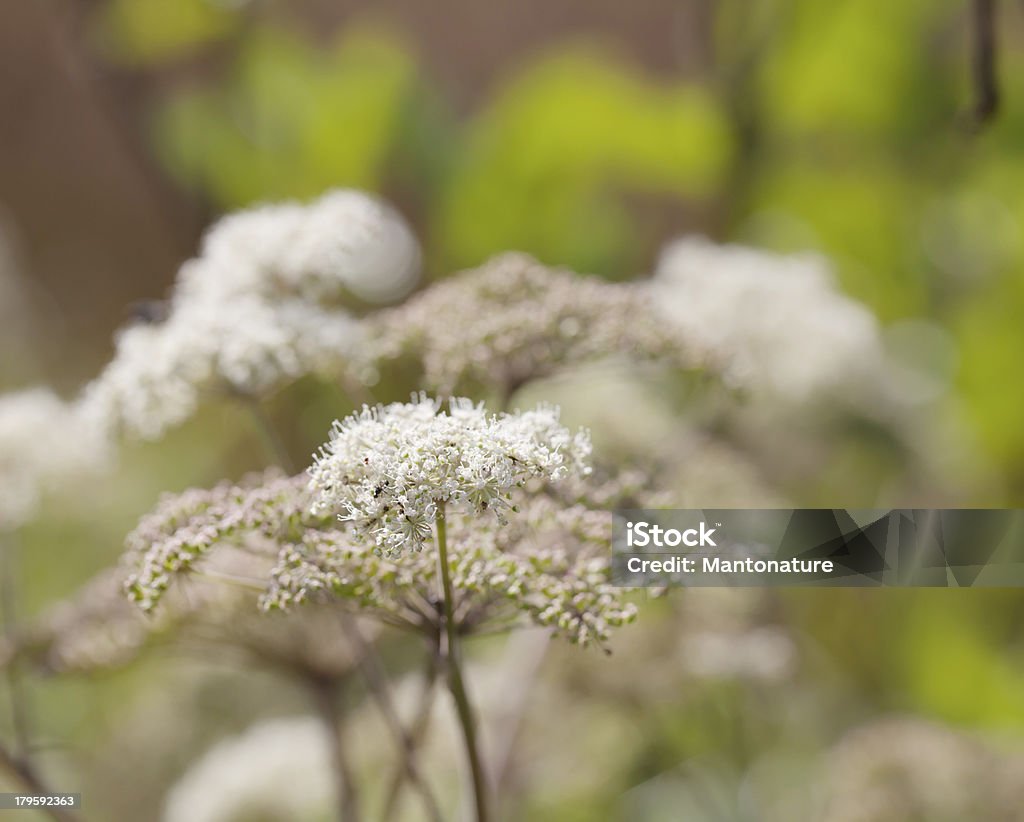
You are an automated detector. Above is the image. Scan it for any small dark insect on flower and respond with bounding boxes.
[373,485,384,498]
[128,299,171,325]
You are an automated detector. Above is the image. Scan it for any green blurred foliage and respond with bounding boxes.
[96,0,239,64]
[757,0,958,141]
[434,47,733,275]
[155,25,421,206]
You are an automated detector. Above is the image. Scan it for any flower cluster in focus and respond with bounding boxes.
[120,397,637,648]
[308,394,593,556]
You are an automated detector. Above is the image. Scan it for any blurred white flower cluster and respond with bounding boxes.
[821,717,1024,822]
[309,394,592,556]
[369,251,705,399]
[163,717,336,822]
[80,189,419,440]
[0,388,111,530]
[181,189,420,306]
[652,237,891,406]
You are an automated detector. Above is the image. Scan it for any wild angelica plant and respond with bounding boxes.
[120,396,637,822]
[0,184,936,821]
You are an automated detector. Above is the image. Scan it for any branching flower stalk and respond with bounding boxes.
[118,396,637,819]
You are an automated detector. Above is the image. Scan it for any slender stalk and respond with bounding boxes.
[0,534,31,762]
[309,679,360,822]
[969,0,999,128]
[340,616,444,822]
[381,653,441,822]
[435,505,490,822]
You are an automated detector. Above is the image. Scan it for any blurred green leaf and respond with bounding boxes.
[435,45,734,276]
[155,25,418,207]
[96,0,239,65]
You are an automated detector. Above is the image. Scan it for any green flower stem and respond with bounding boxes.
[435,505,491,822]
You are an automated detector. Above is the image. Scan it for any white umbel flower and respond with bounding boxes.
[78,188,414,440]
[0,388,111,530]
[651,237,889,404]
[308,395,592,557]
[80,296,362,440]
[186,188,420,305]
[162,717,335,822]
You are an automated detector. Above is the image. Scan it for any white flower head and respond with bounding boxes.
[162,717,335,822]
[651,237,889,405]
[187,188,420,305]
[78,188,413,440]
[80,296,363,440]
[308,394,592,556]
[0,388,112,530]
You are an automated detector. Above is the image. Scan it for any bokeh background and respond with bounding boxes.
[4,1,1024,820]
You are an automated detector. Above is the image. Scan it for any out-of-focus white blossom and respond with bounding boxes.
[652,237,890,405]
[0,388,112,530]
[80,296,362,440]
[681,626,796,683]
[820,717,1024,822]
[162,717,336,822]
[308,394,592,556]
[368,252,706,399]
[79,188,415,440]
[186,189,420,305]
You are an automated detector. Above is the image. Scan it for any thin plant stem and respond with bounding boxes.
[339,616,444,822]
[381,653,441,822]
[309,679,360,822]
[0,534,31,762]
[435,505,491,822]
